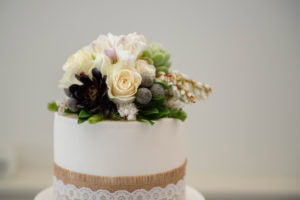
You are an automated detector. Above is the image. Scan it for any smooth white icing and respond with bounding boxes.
[53,113,186,176]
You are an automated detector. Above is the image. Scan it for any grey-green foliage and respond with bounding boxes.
[140,43,171,73]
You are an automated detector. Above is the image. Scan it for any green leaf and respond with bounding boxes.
[141,107,159,115]
[77,109,90,124]
[137,115,155,125]
[168,109,187,121]
[48,101,58,112]
[147,107,170,120]
[64,108,77,114]
[79,109,90,119]
[154,80,171,89]
[88,114,104,124]
[111,111,121,120]
[150,97,166,105]
[156,66,169,73]
[78,117,88,124]
[157,106,170,118]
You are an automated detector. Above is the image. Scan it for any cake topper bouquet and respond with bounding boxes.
[48,33,211,124]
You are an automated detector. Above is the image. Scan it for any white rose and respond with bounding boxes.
[58,47,94,88]
[135,59,156,78]
[106,62,142,103]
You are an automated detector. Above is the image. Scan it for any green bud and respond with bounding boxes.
[140,43,172,69]
[48,101,58,112]
[143,57,154,65]
[164,52,170,61]
[88,114,104,124]
[165,61,171,68]
[152,53,164,66]
[142,50,151,58]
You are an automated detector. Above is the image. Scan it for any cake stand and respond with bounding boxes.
[34,186,205,200]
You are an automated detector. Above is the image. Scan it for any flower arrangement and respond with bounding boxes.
[48,33,211,124]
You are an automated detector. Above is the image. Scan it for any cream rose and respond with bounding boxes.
[106,62,142,103]
[58,47,94,88]
[135,59,156,78]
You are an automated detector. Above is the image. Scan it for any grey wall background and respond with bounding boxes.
[0,0,299,198]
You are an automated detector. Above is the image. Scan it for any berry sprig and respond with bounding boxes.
[156,71,212,103]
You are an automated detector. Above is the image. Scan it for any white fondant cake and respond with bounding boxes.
[54,113,186,176]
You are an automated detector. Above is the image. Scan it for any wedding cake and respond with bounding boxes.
[37,33,211,200]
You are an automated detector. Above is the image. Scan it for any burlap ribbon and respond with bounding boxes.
[54,160,186,192]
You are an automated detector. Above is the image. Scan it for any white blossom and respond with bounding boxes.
[135,59,156,78]
[164,98,184,109]
[117,103,138,121]
[90,32,147,68]
[57,98,68,115]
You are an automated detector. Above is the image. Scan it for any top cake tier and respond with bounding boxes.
[53,113,186,176]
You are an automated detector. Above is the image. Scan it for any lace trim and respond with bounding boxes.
[53,176,185,200]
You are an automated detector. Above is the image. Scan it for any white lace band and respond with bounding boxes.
[53,176,185,200]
